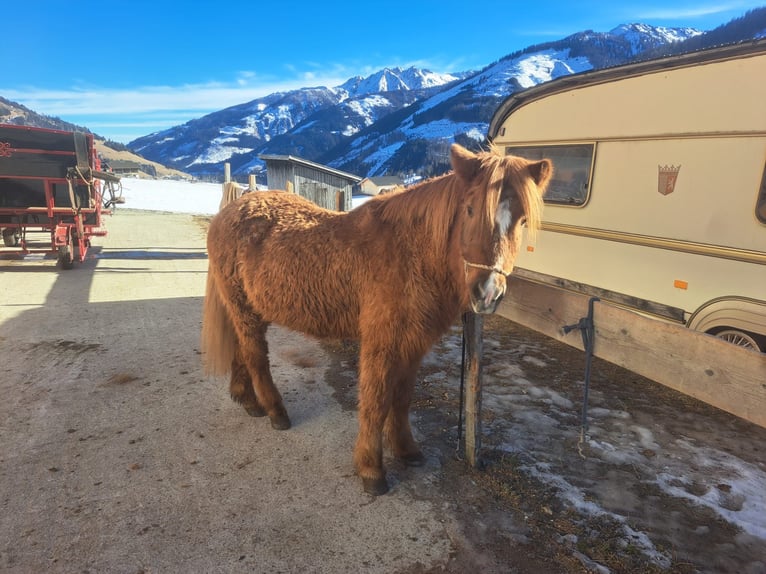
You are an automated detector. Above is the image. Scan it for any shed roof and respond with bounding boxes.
[259,154,362,183]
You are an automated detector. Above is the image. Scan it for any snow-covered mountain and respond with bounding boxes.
[339,67,462,96]
[128,65,463,176]
[122,11,765,178]
[610,23,702,52]
[323,23,705,177]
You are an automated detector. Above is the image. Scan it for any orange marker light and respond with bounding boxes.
[674,279,688,290]
[526,246,535,252]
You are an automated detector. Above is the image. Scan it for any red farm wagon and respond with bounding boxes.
[0,124,123,268]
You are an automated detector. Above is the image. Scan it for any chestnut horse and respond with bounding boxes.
[201,143,552,495]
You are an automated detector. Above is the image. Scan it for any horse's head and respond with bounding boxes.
[450,143,552,314]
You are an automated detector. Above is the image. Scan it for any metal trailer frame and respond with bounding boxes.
[0,124,122,268]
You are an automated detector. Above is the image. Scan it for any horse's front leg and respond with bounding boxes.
[384,358,425,467]
[354,344,397,495]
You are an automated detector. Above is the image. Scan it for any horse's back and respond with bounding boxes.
[206,191,362,338]
[208,191,333,255]
[213,190,330,228]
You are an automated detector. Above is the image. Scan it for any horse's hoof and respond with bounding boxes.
[245,405,266,417]
[400,452,425,467]
[362,476,389,496]
[270,413,291,430]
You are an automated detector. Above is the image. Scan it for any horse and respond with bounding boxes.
[201,143,552,495]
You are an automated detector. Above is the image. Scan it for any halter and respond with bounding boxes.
[463,259,510,278]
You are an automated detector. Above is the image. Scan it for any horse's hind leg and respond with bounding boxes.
[230,349,266,418]
[231,316,291,430]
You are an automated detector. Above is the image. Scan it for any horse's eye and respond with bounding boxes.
[467,205,474,217]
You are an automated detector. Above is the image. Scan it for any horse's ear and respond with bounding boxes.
[450,144,480,181]
[529,159,553,191]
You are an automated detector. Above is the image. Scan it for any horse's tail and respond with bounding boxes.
[201,267,236,377]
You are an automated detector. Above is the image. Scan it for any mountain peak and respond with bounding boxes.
[338,66,460,97]
[610,23,703,50]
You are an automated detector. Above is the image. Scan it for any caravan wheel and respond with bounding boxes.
[715,329,762,352]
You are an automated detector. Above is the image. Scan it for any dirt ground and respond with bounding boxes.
[1,210,764,573]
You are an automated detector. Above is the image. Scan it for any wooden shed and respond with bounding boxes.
[358,176,403,196]
[104,160,141,176]
[259,154,362,211]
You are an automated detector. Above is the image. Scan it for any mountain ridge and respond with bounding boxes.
[127,22,695,179]
[2,8,765,179]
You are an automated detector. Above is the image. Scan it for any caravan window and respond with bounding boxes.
[505,144,594,206]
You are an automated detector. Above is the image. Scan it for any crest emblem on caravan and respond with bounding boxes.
[658,165,681,195]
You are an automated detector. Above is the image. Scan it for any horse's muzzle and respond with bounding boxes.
[469,273,507,314]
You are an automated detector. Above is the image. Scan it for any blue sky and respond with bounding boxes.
[3,1,763,143]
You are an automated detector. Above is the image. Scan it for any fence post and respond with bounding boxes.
[223,163,231,184]
[248,174,256,191]
[464,312,484,467]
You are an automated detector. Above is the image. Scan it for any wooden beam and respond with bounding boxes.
[497,275,766,428]
[463,313,484,467]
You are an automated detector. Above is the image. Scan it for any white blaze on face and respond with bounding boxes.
[495,199,513,236]
[474,199,514,309]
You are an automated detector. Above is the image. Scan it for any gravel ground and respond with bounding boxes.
[1,209,764,573]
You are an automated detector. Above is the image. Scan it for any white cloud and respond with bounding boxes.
[3,79,336,117]
[629,1,761,21]
[0,57,456,142]
[1,74,352,142]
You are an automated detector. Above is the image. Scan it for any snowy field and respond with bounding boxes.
[117,175,766,570]
[118,177,370,215]
[422,323,766,570]
[119,177,224,215]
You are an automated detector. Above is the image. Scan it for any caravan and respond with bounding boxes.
[488,40,766,351]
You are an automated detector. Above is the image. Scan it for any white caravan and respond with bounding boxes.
[488,40,766,351]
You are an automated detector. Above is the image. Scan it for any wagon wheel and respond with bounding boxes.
[2,228,20,247]
[57,231,75,270]
[715,329,761,352]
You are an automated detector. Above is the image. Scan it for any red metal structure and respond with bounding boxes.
[0,124,122,268]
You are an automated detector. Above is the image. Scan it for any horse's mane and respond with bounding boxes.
[372,172,461,249]
[369,145,545,245]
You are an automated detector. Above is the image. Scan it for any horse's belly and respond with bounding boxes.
[264,302,360,340]
[245,273,360,341]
